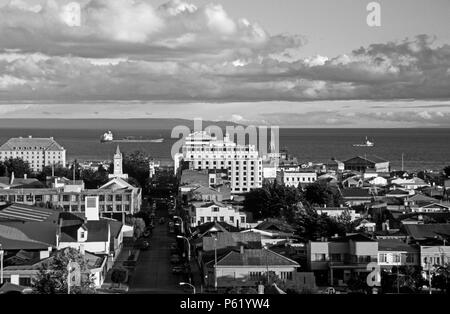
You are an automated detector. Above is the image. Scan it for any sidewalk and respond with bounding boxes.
[100,243,136,290]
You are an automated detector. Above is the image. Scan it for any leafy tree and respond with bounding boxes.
[32,248,96,294]
[131,217,146,239]
[444,166,450,178]
[432,265,450,293]
[0,158,31,177]
[80,167,109,189]
[243,180,304,220]
[36,164,71,181]
[110,150,149,188]
[293,208,348,240]
[110,268,128,288]
[304,181,342,207]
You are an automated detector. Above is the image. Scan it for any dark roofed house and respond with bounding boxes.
[377,239,420,269]
[255,219,296,234]
[403,223,450,241]
[343,155,390,173]
[341,188,373,206]
[204,247,299,289]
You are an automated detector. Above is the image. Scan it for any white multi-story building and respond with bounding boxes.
[0,136,66,172]
[277,169,317,188]
[178,131,263,193]
[188,200,247,228]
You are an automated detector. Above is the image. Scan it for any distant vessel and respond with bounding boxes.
[353,137,374,147]
[100,131,164,143]
[100,130,114,143]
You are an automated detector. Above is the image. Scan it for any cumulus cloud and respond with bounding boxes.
[0,1,449,106]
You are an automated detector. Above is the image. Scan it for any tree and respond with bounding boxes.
[111,268,128,288]
[32,248,96,294]
[80,167,109,189]
[444,166,450,178]
[243,180,304,220]
[36,164,71,181]
[131,217,146,239]
[110,150,149,187]
[304,181,342,207]
[0,157,31,177]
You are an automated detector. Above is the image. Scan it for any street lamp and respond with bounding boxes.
[213,236,217,291]
[0,244,4,285]
[177,235,191,262]
[174,216,184,234]
[179,282,196,294]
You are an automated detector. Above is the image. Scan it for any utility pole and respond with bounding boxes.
[214,236,218,291]
[401,153,404,172]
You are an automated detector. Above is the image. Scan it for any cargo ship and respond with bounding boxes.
[100,131,164,143]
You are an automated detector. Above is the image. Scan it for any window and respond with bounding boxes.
[116,205,122,211]
[115,195,122,201]
[220,216,224,222]
[279,272,293,281]
[379,254,387,263]
[331,254,341,262]
[392,254,401,263]
[314,254,326,262]
[240,216,245,223]
[212,206,219,212]
[249,272,263,280]
[200,217,205,224]
[207,216,211,222]
[229,216,234,223]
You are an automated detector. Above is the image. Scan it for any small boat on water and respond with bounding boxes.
[100,131,164,143]
[353,137,374,147]
[100,130,114,143]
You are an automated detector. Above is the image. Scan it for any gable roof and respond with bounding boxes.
[344,155,388,164]
[377,239,419,252]
[403,224,450,240]
[0,137,64,151]
[0,221,57,250]
[60,220,110,242]
[341,188,372,198]
[0,204,59,223]
[256,219,295,233]
[213,249,299,267]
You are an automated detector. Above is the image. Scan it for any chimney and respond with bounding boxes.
[85,196,99,221]
[240,245,244,254]
[24,173,27,180]
[79,244,85,255]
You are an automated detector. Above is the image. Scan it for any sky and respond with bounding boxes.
[0,0,449,127]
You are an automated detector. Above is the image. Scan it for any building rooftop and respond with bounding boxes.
[377,239,419,252]
[212,248,299,267]
[341,188,372,198]
[0,203,60,223]
[0,137,64,151]
[403,224,450,240]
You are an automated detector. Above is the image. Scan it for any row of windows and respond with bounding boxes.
[0,194,131,203]
[285,176,316,182]
[63,204,130,212]
[198,215,245,224]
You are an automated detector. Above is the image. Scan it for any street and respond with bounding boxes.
[128,209,186,294]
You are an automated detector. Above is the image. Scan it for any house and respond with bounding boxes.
[343,156,390,173]
[341,188,373,206]
[410,201,450,213]
[188,200,247,228]
[306,234,378,286]
[420,245,450,271]
[255,219,296,235]
[277,169,317,188]
[241,228,298,247]
[355,219,377,232]
[368,176,388,187]
[1,248,108,288]
[314,206,357,221]
[377,239,420,270]
[385,189,411,198]
[203,247,300,289]
[403,224,450,241]
[342,176,363,188]
[391,177,430,191]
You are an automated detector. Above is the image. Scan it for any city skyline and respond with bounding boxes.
[0,0,449,127]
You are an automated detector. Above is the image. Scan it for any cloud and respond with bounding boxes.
[0,1,448,105]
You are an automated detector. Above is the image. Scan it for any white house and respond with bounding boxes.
[189,200,247,228]
[314,206,357,221]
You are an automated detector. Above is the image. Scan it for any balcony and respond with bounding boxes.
[329,255,377,267]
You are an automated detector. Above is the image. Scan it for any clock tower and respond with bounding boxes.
[109,145,128,179]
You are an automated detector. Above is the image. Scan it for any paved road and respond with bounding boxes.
[128,212,186,294]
